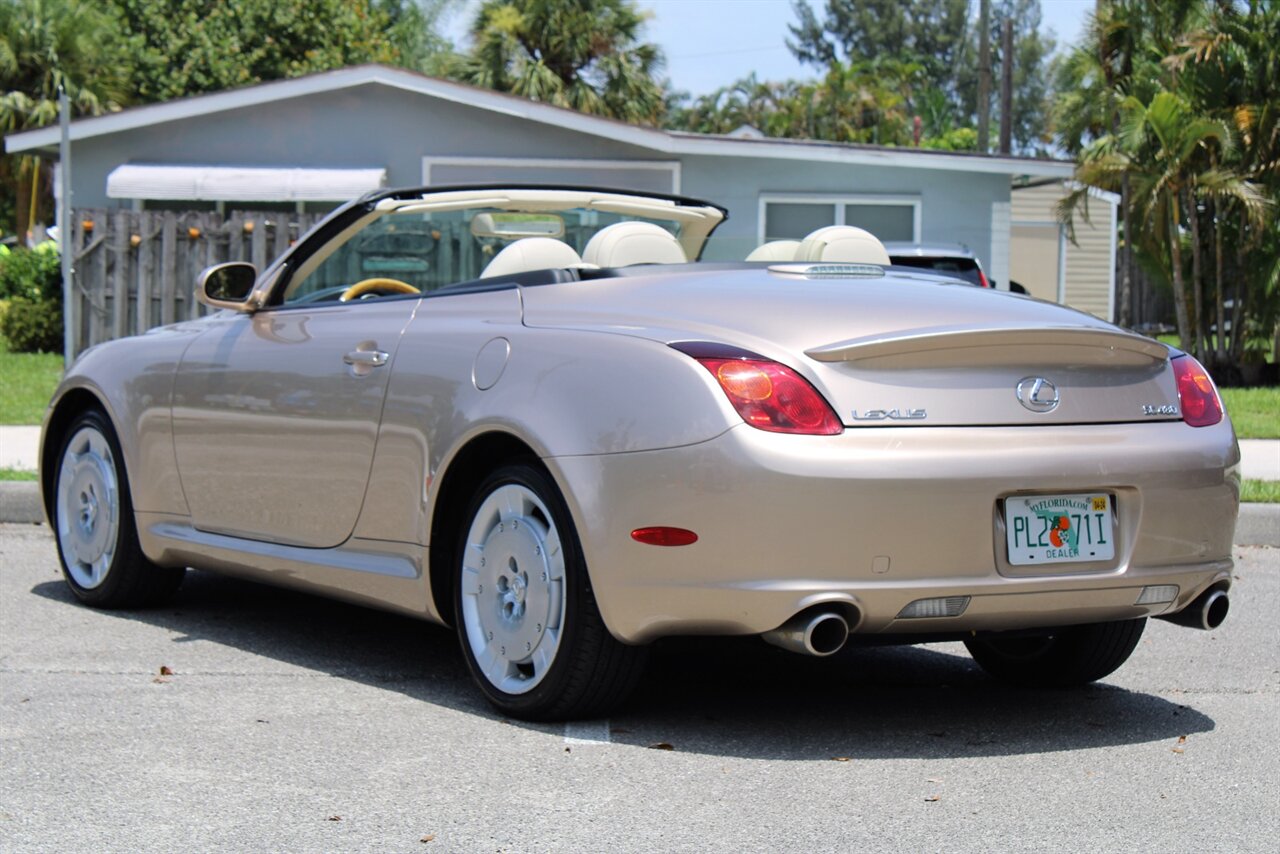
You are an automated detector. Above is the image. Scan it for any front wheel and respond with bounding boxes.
[53,410,185,608]
[964,618,1146,688]
[454,461,646,720]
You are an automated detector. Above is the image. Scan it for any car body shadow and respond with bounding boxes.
[31,570,1212,760]
[616,636,1211,759]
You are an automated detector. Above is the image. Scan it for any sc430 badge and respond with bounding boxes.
[851,408,927,421]
[1142,404,1179,416]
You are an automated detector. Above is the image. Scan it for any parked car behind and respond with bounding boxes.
[884,242,992,288]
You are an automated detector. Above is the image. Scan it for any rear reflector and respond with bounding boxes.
[1135,585,1180,606]
[1171,354,1224,427]
[631,527,698,547]
[896,596,970,619]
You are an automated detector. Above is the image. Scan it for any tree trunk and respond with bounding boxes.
[1184,188,1206,361]
[1118,174,1133,328]
[1212,198,1226,365]
[1168,201,1193,353]
[1229,209,1250,362]
[15,164,33,243]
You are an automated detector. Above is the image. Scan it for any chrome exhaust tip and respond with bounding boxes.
[762,611,850,657]
[1200,590,1229,630]
[1158,588,1230,631]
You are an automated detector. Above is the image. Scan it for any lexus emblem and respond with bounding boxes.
[1016,377,1060,413]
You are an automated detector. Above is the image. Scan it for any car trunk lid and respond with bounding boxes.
[520,266,1181,428]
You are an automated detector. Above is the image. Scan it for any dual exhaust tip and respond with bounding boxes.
[761,610,851,657]
[765,587,1231,657]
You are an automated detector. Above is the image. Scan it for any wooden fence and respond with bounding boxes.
[65,208,325,356]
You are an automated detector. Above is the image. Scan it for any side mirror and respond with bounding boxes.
[197,262,259,311]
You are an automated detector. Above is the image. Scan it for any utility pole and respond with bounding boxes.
[999,18,1013,155]
[978,0,991,153]
[59,87,74,368]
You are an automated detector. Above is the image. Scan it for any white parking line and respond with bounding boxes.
[563,720,611,745]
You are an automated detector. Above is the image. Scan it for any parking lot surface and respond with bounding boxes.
[1,523,1277,852]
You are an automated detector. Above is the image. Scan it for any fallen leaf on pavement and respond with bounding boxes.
[420,834,435,843]
[925,795,941,803]
[832,757,851,762]
[159,666,174,676]
[327,816,341,822]
[648,742,675,751]
[927,778,942,783]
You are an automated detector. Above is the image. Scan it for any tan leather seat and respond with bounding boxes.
[745,240,802,261]
[480,238,585,279]
[583,222,687,267]
[796,226,890,265]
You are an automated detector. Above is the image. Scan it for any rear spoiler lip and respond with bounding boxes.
[805,325,1171,363]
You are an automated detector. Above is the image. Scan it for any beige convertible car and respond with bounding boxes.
[42,186,1239,720]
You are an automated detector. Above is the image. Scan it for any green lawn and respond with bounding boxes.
[0,468,38,481]
[1242,479,1280,503]
[1220,387,1280,439]
[0,345,62,425]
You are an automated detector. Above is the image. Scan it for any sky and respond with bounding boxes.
[443,0,1095,97]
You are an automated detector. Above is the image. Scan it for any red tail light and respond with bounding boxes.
[672,342,843,435]
[1171,354,1223,427]
[978,269,991,288]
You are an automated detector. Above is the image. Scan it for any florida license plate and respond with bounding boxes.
[1005,493,1115,566]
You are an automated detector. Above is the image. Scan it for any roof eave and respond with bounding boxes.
[4,63,1075,179]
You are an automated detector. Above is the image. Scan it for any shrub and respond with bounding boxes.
[0,297,63,353]
[0,246,61,302]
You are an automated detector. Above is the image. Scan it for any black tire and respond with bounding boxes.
[453,461,647,721]
[964,618,1146,687]
[51,410,185,608]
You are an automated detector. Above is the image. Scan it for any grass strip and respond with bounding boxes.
[0,345,61,425]
[1241,479,1280,504]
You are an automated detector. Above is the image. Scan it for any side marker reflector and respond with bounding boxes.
[631,527,698,547]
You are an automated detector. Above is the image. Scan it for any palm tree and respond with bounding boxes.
[454,0,666,126]
[1054,0,1193,328]
[1067,91,1267,358]
[1168,1,1280,365]
[0,0,129,237]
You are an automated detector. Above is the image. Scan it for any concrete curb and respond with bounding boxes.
[1235,504,1280,548]
[1,479,1275,545]
[0,482,43,525]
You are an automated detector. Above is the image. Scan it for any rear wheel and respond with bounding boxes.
[454,461,646,720]
[53,410,184,608]
[964,618,1146,687]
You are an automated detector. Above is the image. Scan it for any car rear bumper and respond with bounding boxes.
[547,420,1240,643]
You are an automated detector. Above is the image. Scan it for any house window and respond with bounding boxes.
[760,195,920,243]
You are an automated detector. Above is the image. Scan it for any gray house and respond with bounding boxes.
[5,64,1073,294]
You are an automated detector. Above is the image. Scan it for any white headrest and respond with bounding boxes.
[796,226,890,265]
[745,240,802,262]
[583,221,687,267]
[480,238,584,279]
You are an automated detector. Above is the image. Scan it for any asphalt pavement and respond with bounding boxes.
[1,523,1277,852]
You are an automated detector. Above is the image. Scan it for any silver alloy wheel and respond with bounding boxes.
[56,425,121,589]
[460,483,567,694]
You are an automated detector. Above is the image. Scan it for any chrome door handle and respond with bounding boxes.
[343,349,389,368]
